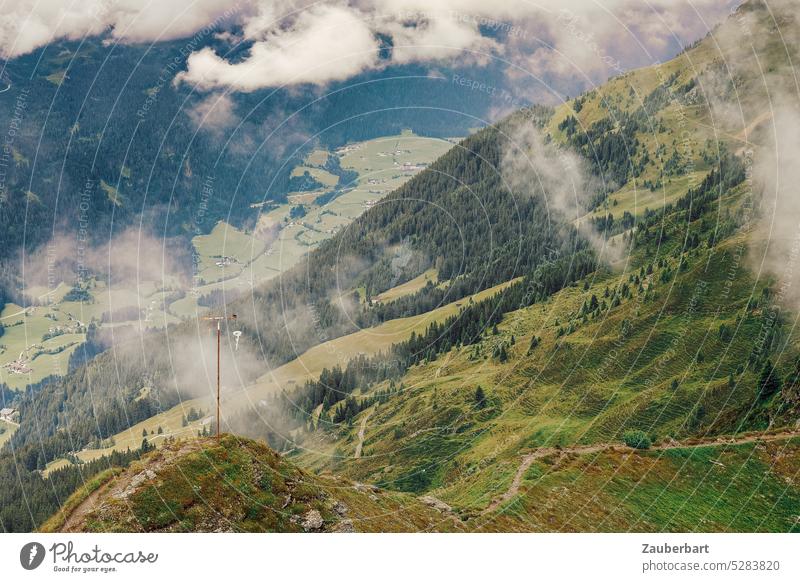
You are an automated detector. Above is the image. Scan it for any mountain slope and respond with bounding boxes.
[45,431,800,533]
[264,0,800,530]
[0,106,576,480]
[43,435,463,533]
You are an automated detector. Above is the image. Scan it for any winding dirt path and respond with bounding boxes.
[354,411,372,459]
[482,429,800,515]
[60,477,116,532]
[482,449,552,514]
[734,110,773,145]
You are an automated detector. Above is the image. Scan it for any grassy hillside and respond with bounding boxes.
[475,435,800,532]
[45,435,463,533]
[266,0,800,530]
[291,219,796,481]
[65,277,518,464]
[550,0,796,226]
[46,432,800,533]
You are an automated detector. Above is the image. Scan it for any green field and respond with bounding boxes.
[0,420,17,449]
[290,166,339,187]
[192,220,268,284]
[584,170,709,222]
[338,130,453,201]
[305,149,329,166]
[475,438,800,532]
[41,457,72,477]
[0,276,187,391]
[0,212,302,391]
[0,303,85,390]
[181,131,456,318]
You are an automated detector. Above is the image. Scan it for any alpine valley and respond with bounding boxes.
[1,0,800,533]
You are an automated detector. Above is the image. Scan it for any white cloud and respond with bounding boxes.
[186,92,239,133]
[176,4,379,91]
[0,0,106,58]
[377,7,500,65]
[0,0,242,59]
[493,0,739,92]
[1,0,739,94]
[501,119,620,262]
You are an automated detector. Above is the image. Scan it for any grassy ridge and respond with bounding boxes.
[38,468,122,533]
[57,435,463,533]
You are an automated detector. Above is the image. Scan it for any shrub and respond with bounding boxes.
[474,386,487,409]
[622,429,651,449]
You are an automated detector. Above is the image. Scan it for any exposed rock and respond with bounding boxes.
[301,509,324,531]
[419,495,452,513]
[333,501,349,516]
[333,519,355,533]
[113,469,156,500]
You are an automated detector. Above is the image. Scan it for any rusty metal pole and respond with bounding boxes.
[201,314,236,441]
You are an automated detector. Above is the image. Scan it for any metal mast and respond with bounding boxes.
[201,314,237,438]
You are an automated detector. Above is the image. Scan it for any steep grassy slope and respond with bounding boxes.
[475,435,800,532]
[292,219,797,484]
[550,0,797,224]
[276,0,800,531]
[44,435,463,533]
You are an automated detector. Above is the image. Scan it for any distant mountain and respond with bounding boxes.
[0,35,510,260]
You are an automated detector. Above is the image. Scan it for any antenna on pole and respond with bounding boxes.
[201,313,237,439]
